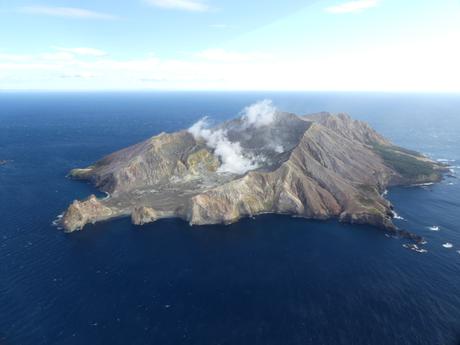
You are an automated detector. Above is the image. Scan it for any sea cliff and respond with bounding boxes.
[60,106,446,239]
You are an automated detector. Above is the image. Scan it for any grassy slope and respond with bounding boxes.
[371,143,437,180]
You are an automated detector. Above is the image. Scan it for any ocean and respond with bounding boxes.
[0,92,459,345]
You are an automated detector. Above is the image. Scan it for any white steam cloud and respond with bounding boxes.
[271,144,284,153]
[188,118,258,174]
[241,99,277,128]
[188,100,279,174]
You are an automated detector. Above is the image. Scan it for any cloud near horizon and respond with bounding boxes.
[54,47,108,57]
[19,5,117,19]
[144,0,209,12]
[325,0,379,14]
[194,48,270,62]
[1,40,459,92]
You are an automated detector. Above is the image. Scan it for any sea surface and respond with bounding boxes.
[0,92,459,345]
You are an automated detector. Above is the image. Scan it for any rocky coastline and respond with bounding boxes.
[59,106,447,241]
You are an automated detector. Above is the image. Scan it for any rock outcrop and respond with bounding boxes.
[60,109,447,239]
[61,195,114,231]
[131,206,171,226]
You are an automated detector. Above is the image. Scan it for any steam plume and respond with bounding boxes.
[188,100,279,174]
[241,99,276,128]
[188,118,258,174]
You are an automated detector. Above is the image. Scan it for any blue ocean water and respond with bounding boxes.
[0,92,459,345]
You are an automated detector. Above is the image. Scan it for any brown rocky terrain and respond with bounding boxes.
[60,108,447,240]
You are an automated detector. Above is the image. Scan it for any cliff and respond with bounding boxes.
[60,107,446,240]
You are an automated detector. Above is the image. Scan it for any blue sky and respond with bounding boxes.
[1,0,460,91]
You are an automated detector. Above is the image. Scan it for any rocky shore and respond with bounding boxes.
[59,106,447,239]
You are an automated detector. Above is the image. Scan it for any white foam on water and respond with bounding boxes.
[442,243,453,249]
[51,219,60,226]
[402,243,427,253]
[392,211,405,220]
[413,182,435,187]
[51,213,64,227]
[428,226,440,231]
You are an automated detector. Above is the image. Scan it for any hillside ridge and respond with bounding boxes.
[60,102,446,241]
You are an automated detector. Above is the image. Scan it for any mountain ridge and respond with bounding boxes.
[60,104,446,241]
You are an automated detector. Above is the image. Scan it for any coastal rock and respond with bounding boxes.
[62,195,113,232]
[60,110,446,234]
[131,206,164,225]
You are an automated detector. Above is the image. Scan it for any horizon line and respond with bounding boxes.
[1,89,460,94]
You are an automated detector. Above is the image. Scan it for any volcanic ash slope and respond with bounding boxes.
[61,101,446,235]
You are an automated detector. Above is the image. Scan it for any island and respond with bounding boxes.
[60,104,446,240]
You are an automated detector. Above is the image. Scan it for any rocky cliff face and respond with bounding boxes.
[60,107,446,239]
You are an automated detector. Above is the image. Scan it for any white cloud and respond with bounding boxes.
[60,72,97,79]
[55,47,107,57]
[0,53,34,62]
[188,117,259,174]
[39,51,76,61]
[241,100,277,128]
[194,48,270,62]
[325,0,379,14]
[187,100,280,174]
[144,0,209,12]
[1,37,460,92]
[19,6,117,19]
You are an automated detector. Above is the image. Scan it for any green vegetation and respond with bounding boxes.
[372,143,436,179]
[69,167,94,179]
[356,184,378,194]
[389,145,423,157]
[356,184,380,208]
[357,194,376,206]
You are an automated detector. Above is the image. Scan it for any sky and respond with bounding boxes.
[1,0,460,91]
